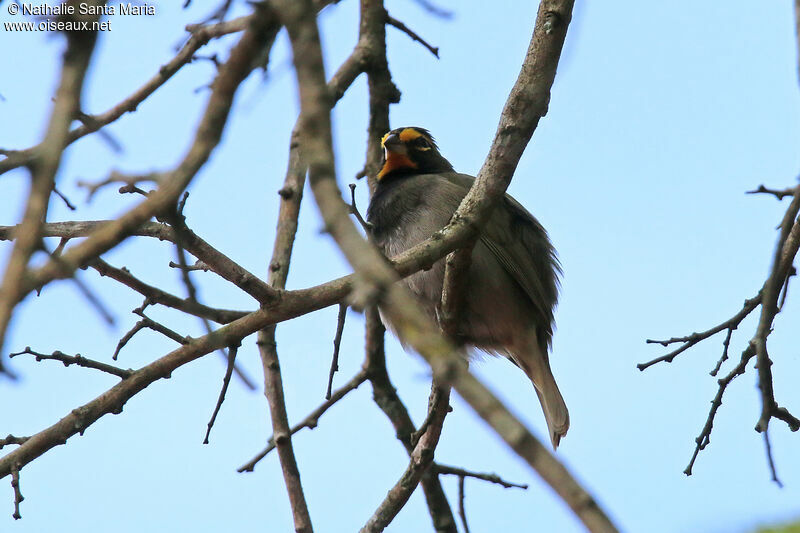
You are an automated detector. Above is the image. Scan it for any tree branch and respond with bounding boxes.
[364,308,457,532]
[237,369,369,473]
[0,2,103,374]
[8,347,132,379]
[360,385,451,532]
[4,6,282,341]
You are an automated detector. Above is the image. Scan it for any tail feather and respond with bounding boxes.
[509,340,569,450]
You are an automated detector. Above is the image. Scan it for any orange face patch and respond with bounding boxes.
[377,152,417,180]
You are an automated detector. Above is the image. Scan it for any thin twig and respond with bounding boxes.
[348,183,372,233]
[386,14,440,58]
[326,303,348,399]
[238,369,369,472]
[11,464,22,520]
[746,184,799,200]
[169,260,211,272]
[204,343,239,444]
[77,171,159,201]
[9,347,132,379]
[762,429,783,488]
[709,327,733,377]
[90,258,247,324]
[434,464,529,489]
[457,476,470,533]
[113,310,190,360]
[639,294,761,371]
[52,186,77,211]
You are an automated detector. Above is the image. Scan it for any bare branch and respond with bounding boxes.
[457,475,469,533]
[257,326,314,533]
[77,171,159,201]
[0,5,102,373]
[0,14,254,177]
[237,369,369,473]
[8,347,132,379]
[746,184,799,200]
[348,183,372,233]
[326,303,348,399]
[203,343,239,444]
[0,307,272,480]
[361,386,451,532]
[90,258,248,324]
[0,218,278,305]
[113,308,190,361]
[8,8,283,325]
[435,464,528,490]
[52,186,77,211]
[386,14,440,58]
[11,464,22,520]
[365,308,457,532]
[750,188,800,480]
[639,294,760,371]
[671,188,800,478]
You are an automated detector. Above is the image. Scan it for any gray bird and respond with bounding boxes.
[366,127,569,449]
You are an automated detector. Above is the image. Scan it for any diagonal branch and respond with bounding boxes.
[3,6,283,347]
[237,369,369,472]
[0,15,253,177]
[0,3,104,374]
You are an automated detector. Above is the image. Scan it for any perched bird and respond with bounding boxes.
[366,127,569,449]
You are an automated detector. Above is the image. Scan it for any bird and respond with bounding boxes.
[366,126,569,449]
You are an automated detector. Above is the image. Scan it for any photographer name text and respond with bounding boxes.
[17,3,155,16]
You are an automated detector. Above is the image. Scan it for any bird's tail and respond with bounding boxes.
[509,340,569,450]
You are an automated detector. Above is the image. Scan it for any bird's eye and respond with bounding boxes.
[416,137,431,149]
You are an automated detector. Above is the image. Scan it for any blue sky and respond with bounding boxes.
[1,1,800,532]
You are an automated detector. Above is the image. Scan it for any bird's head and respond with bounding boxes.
[377,127,454,181]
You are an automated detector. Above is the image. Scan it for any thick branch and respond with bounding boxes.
[0,3,103,372]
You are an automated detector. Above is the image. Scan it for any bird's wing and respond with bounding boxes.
[442,174,560,337]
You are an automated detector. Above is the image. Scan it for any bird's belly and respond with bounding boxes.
[383,231,533,353]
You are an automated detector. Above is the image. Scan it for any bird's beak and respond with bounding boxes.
[382,133,407,157]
